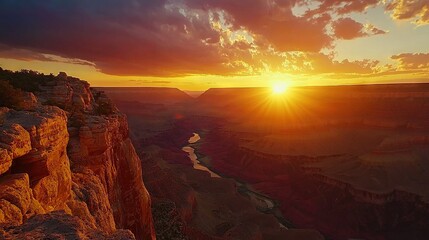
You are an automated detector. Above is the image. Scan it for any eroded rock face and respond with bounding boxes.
[70,169,116,233]
[0,122,31,175]
[39,73,94,112]
[1,211,136,240]
[68,113,155,240]
[0,106,71,211]
[0,173,35,225]
[0,73,155,240]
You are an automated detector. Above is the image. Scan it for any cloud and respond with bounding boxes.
[312,55,379,74]
[186,0,333,52]
[280,52,379,74]
[333,18,367,40]
[391,53,429,70]
[0,0,234,76]
[366,24,387,35]
[332,18,386,40]
[386,0,429,25]
[0,45,54,62]
[356,52,429,78]
[129,80,171,84]
[0,0,389,77]
[0,44,95,66]
[304,0,379,17]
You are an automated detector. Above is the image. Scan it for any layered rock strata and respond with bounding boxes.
[0,73,155,239]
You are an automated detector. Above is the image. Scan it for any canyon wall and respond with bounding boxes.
[0,73,155,239]
[198,128,429,239]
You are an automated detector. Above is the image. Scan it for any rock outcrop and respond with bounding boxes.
[1,211,136,240]
[0,72,155,239]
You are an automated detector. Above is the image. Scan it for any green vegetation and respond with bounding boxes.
[0,80,26,110]
[0,67,55,92]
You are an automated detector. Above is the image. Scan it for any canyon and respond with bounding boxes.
[102,85,429,240]
[2,70,429,240]
[102,88,324,239]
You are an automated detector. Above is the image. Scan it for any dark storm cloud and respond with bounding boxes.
[0,0,386,76]
[0,0,230,76]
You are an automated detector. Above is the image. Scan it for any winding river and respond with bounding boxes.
[182,133,293,229]
[182,133,221,178]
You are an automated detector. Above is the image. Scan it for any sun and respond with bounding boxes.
[272,82,289,95]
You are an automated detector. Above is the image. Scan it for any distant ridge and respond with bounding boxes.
[183,90,205,98]
[97,87,193,104]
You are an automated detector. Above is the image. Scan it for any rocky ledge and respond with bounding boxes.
[0,71,155,239]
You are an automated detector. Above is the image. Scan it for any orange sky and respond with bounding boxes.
[0,1,428,90]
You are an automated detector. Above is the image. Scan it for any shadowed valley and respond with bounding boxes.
[101,85,429,240]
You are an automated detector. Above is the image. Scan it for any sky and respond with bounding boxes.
[0,0,428,90]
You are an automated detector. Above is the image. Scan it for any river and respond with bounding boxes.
[182,132,293,229]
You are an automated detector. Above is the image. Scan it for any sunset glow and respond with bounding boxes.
[272,82,289,95]
[2,1,429,239]
[0,1,428,90]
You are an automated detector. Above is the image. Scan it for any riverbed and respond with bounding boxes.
[182,145,221,178]
[182,133,293,229]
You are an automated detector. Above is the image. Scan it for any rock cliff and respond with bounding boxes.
[0,71,155,239]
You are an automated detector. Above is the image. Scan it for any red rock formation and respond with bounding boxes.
[0,122,31,175]
[0,173,35,225]
[67,113,154,239]
[1,211,136,240]
[0,72,155,239]
[1,106,71,212]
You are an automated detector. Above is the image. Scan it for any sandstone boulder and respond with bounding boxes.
[0,123,31,175]
[0,173,37,225]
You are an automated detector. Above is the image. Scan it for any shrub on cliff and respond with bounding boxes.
[0,68,55,92]
[0,80,25,109]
